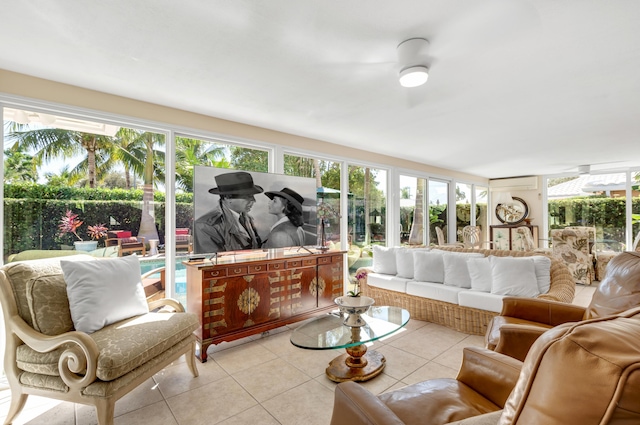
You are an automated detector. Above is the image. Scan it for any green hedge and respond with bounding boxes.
[4,183,193,260]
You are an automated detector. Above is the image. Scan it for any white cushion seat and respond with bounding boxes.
[458,290,506,313]
[406,281,463,304]
[366,272,412,293]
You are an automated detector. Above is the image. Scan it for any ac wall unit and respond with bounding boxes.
[489,176,538,191]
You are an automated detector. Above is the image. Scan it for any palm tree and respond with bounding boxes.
[3,147,37,183]
[7,128,115,188]
[113,129,166,244]
[44,165,83,187]
[175,137,229,192]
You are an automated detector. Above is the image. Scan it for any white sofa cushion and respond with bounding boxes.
[413,251,445,283]
[531,255,552,294]
[467,257,493,292]
[458,290,506,313]
[366,272,411,293]
[395,248,415,278]
[406,281,463,304]
[372,246,397,274]
[442,253,483,288]
[490,256,540,298]
[395,247,431,279]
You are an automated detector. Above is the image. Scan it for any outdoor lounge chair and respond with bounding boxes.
[105,230,146,257]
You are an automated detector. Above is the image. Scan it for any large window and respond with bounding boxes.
[546,172,639,252]
[348,164,387,271]
[399,175,426,246]
[429,179,449,244]
[283,153,342,248]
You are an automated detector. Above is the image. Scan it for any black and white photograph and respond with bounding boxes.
[193,166,318,254]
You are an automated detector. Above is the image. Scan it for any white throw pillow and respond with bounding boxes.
[443,253,474,288]
[372,246,397,274]
[395,248,415,279]
[61,255,148,333]
[413,251,445,283]
[467,257,493,292]
[531,256,552,294]
[490,256,540,297]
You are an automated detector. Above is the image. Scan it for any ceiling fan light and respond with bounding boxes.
[399,66,429,87]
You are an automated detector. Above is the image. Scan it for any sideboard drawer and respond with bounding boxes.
[227,266,249,276]
[268,261,286,271]
[248,264,266,273]
[204,269,227,279]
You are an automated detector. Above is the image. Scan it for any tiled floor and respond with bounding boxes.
[0,285,596,425]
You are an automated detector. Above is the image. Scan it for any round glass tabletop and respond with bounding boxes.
[290,306,410,350]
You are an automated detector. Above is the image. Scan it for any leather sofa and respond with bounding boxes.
[486,250,640,361]
[330,306,640,425]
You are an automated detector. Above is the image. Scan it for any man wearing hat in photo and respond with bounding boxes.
[262,187,306,248]
[194,171,264,253]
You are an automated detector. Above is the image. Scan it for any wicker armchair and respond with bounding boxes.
[0,255,199,425]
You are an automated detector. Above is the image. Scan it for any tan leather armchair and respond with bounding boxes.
[0,255,199,425]
[485,250,640,361]
[330,306,640,425]
[330,347,522,425]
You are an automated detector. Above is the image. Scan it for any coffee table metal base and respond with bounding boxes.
[326,349,386,382]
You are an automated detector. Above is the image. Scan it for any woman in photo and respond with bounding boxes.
[263,187,306,248]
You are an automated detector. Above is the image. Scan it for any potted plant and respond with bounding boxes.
[58,209,108,252]
[347,270,366,297]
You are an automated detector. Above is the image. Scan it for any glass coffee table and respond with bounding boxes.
[290,306,410,382]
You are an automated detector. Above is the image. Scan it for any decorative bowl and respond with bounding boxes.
[334,296,375,327]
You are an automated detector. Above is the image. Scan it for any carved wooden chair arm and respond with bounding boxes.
[11,315,99,391]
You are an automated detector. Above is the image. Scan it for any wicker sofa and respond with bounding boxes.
[357,246,575,336]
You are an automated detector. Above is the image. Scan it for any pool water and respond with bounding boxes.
[139,256,188,303]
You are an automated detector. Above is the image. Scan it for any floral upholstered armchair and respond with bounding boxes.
[0,255,199,425]
[550,228,594,285]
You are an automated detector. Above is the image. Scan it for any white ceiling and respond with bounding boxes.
[2,1,640,179]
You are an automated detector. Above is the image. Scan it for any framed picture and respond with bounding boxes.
[495,196,529,225]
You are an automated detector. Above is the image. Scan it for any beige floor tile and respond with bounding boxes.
[167,376,257,425]
[113,378,165,418]
[154,356,229,398]
[6,398,75,425]
[115,400,177,425]
[374,344,429,380]
[401,360,458,386]
[210,340,278,375]
[217,405,280,425]
[388,324,468,360]
[261,380,335,425]
[356,371,400,395]
[233,358,312,402]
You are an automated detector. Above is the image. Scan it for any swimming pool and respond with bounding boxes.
[139,256,189,305]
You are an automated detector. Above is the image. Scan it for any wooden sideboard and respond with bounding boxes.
[490,224,539,251]
[185,249,345,361]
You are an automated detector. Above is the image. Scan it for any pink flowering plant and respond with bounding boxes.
[58,209,108,242]
[347,270,367,297]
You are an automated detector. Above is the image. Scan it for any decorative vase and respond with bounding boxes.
[334,296,375,327]
[74,240,98,252]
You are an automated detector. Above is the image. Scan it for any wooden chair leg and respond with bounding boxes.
[4,391,28,425]
[94,398,116,425]
[186,341,199,378]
